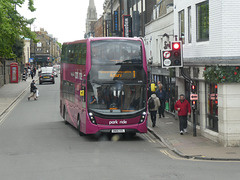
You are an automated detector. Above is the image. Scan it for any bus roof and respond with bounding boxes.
[63,37,143,45]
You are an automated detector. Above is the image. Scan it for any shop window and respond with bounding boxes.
[206,83,218,132]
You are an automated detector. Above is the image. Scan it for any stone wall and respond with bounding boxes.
[0,64,4,87]
[218,83,240,147]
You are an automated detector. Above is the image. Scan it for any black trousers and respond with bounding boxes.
[179,116,188,131]
[150,111,157,125]
[158,100,165,117]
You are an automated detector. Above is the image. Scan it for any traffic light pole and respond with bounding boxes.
[180,68,197,137]
[192,103,197,137]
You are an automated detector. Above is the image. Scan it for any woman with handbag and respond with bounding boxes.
[28,80,38,101]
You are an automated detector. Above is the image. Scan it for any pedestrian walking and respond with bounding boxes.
[174,94,191,135]
[22,70,27,81]
[28,67,31,77]
[28,80,38,101]
[30,69,34,79]
[148,93,160,127]
[156,84,166,118]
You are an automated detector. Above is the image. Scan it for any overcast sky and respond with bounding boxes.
[18,0,105,43]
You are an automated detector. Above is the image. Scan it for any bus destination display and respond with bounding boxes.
[98,71,136,80]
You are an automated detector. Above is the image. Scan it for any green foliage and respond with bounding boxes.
[0,0,37,58]
[12,37,24,59]
[57,42,62,50]
[204,66,240,83]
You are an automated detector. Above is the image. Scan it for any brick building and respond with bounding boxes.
[30,28,61,66]
[94,15,104,37]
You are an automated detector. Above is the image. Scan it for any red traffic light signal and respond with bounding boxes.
[172,42,180,50]
[191,84,197,93]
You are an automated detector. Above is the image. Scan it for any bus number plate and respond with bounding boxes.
[112,129,125,133]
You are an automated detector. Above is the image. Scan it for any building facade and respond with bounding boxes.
[30,28,61,67]
[23,38,31,64]
[99,0,154,38]
[144,0,175,113]
[174,0,240,146]
[94,15,104,37]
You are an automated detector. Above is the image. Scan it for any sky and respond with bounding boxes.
[18,0,105,43]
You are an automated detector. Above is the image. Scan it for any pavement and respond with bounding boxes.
[1,77,240,161]
[147,113,240,161]
[0,75,38,118]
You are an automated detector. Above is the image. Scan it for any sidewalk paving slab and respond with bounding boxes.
[147,113,240,161]
[0,76,38,117]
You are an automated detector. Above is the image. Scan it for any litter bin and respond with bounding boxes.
[10,62,19,83]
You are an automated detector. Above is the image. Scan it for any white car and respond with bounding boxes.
[52,68,58,77]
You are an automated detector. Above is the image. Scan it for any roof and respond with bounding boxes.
[63,37,142,45]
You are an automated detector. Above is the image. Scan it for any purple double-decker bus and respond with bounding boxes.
[60,37,148,136]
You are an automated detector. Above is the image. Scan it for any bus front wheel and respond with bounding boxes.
[63,106,68,125]
[77,116,85,136]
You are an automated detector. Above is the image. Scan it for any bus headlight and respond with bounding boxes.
[139,112,146,124]
[89,112,97,124]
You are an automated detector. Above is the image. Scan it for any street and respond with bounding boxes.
[0,78,240,180]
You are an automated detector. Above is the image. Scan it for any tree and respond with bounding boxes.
[0,0,37,59]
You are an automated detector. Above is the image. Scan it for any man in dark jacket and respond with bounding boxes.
[156,84,166,118]
[174,94,191,135]
[28,80,37,101]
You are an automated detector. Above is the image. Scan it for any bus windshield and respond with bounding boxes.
[88,39,146,114]
[91,40,142,65]
[87,81,146,114]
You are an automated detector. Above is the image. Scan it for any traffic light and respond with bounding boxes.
[192,100,196,110]
[161,41,183,68]
[171,41,182,67]
[191,84,196,93]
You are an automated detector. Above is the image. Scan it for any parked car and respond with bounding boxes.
[39,72,55,84]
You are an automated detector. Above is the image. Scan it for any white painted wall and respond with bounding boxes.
[174,0,240,59]
[145,11,174,65]
[218,83,240,147]
[23,39,30,64]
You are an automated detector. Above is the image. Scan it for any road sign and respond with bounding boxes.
[190,93,198,101]
[163,51,171,59]
[29,58,33,63]
[163,59,171,66]
[210,93,218,100]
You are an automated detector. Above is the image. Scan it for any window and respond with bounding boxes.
[196,1,209,42]
[206,83,218,132]
[91,40,142,65]
[37,42,42,47]
[62,80,75,102]
[179,10,185,44]
[81,43,87,65]
[68,45,75,64]
[188,6,192,43]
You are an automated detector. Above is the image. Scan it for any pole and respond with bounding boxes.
[192,106,197,137]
